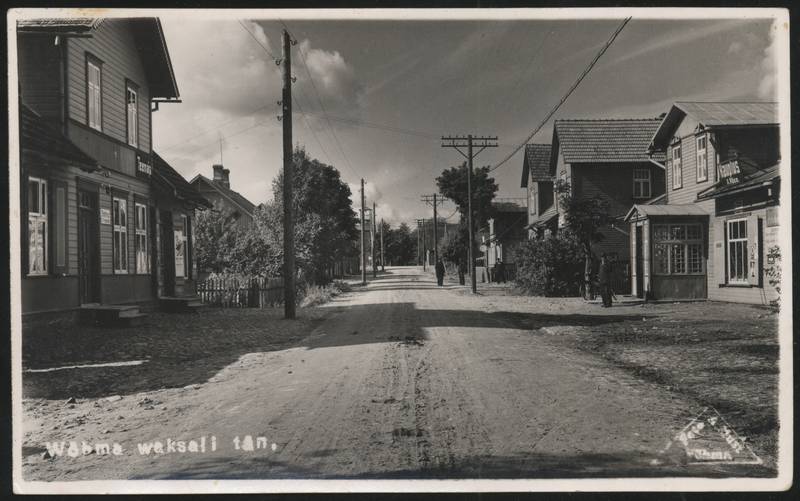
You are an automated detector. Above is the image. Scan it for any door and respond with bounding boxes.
[78,189,100,304]
[160,210,175,296]
[635,225,644,298]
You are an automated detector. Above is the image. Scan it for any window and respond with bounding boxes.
[135,203,149,273]
[529,189,537,215]
[671,143,682,189]
[652,223,704,275]
[28,177,48,275]
[87,57,102,131]
[174,217,187,278]
[126,85,138,147]
[696,135,708,182]
[112,197,128,273]
[727,219,748,284]
[633,168,651,199]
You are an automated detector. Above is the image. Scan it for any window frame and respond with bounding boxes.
[529,187,537,216]
[134,202,150,274]
[696,134,708,183]
[632,168,652,199]
[86,54,103,131]
[112,196,128,274]
[671,142,683,189]
[126,81,139,148]
[27,177,48,276]
[726,218,749,285]
[651,223,705,276]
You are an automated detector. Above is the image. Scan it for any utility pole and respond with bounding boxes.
[441,134,498,294]
[380,218,385,271]
[416,221,421,266]
[281,29,296,319]
[421,194,444,266]
[360,178,366,285]
[372,202,377,278]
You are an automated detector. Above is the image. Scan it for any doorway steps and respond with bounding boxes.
[159,296,206,313]
[79,304,148,327]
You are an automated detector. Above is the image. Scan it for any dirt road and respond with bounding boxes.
[21,267,773,480]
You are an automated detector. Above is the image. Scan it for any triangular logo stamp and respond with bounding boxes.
[653,407,762,466]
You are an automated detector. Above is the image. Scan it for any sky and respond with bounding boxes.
[152,14,778,227]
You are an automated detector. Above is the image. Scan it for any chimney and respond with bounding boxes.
[222,168,230,188]
[212,164,225,183]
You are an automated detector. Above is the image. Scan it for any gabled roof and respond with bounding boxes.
[152,153,211,208]
[190,175,256,217]
[20,103,98,171]
[650,102,778,152]
[624,203,709,222]
[696,163,780,201]
[18,17,179,99]
[521,143,552,187]
[552,118,664,166]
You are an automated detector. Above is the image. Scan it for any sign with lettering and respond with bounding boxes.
[99,208,111,225]
[718,159,742,186]
[137,155,152,176]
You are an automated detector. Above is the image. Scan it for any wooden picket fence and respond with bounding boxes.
[197,277,284,308]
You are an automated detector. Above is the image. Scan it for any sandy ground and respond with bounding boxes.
[20,266,776,481]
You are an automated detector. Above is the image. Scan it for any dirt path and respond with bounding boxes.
[21,267,773,480]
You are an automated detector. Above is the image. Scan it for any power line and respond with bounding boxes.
[280,19,361,180]
[488,17,631,173]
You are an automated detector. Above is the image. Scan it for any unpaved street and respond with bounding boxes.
[21,267,774,480]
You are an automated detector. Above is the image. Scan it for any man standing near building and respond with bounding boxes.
[598,253,613,307]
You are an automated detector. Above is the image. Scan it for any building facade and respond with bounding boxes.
[520,143,557,237]
[625,102,780,304]
[17,18,209,315]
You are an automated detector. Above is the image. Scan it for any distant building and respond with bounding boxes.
[520,143,556,237]
[190,164,257,228]
[479,200,527,281]
[625,102,780,303]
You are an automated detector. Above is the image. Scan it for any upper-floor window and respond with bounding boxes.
[696,135,708,182]
[529,188,537,216]
[126,84,138,148]
[86,56,102,131]
[633,168,651,199]
[28,177,48,275]
[671,143,682,189]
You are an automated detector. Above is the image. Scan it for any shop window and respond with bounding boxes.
[28,177,48,275]
[727,219,748,284]
[135,202,149,273]
[652,223,704,275]
[633,168,651,199]
[112,197,128,273]
[126,84,138,147]
[696,135,708,182]
[87,56,102,131]
[671,144,682,189]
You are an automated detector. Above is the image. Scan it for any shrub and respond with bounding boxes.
[299,280,351,307]
[765,245,781,310]
[515,233,584,296]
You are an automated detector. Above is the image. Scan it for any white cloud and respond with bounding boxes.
[757,26,777,100]
[295,39,364,118]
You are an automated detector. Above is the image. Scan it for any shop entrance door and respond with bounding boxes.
[77,189,100,304]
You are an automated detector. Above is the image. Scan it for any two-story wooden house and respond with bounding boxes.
[520,143,558,236]
[624,102,780,304]
[546,118,667,269]
[17,18,210,318]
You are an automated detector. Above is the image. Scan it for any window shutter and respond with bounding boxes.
[50,180,68,275]
[746,214,760,286]
[714,221,726,286]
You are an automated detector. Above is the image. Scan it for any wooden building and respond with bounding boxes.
[520,143,558,237]
[17,18,209,316]
[625,102,780,304]
[190,164,257,229]
[545,118,667,266]
[479,200,528,281]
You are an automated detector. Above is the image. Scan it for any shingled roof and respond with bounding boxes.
[650,102,778,152]
[520,143,552,187]
[152,152,211,208]
[553,118,665,166]
[20,103,98,171]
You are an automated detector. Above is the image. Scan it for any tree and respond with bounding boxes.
[555,179,615,299]
[268,147,359,285]
[193,202,241,274]
[516,233,584,296]
[384,222,416,266]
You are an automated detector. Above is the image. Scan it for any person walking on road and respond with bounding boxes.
[435,259,445,287]
[598,253,613,307]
